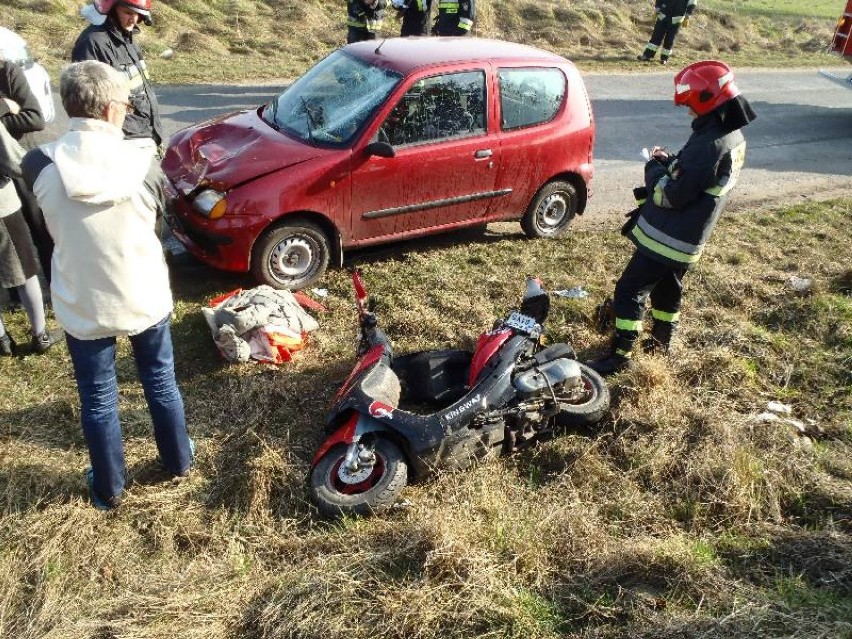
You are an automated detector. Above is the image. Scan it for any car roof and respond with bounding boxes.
[345,37,570,75]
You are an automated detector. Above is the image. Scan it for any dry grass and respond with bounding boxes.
[0,0,842,83]
[0,198,850,638]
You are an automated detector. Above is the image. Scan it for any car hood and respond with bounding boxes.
[163,108,326,194]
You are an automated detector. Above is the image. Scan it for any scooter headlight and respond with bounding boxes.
[192,189,227,220]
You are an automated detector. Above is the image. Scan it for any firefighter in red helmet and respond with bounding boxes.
[72,0,162,147]
[587,61,757,376]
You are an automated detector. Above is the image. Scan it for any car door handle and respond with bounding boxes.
[474,149,493,159]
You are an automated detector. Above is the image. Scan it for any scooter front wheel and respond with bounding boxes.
[554,363,611,427]
[309,438,408,518]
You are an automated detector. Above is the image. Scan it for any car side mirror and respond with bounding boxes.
[364,141,395,159]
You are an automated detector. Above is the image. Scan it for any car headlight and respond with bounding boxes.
[192,189,227,220]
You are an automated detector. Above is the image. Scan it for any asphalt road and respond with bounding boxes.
[41,68,852,226]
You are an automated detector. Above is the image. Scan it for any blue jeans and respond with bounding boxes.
[66,315,191,501]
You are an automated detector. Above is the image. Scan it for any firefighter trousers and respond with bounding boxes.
[612,250,687,348]
[643,15,682,60]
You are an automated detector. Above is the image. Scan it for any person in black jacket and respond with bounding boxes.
[638,0,698,65]
[72,0,163,146]
[433,0,474,36]
[394,0,430,37]
[587,60,756,376]
[0,59,52,284]
[347,0,386,43]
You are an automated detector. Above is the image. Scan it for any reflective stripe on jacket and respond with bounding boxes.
[348,0,386,32]
[437,0,475,25]
[628,112,746,268]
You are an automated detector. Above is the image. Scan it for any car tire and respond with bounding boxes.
[251,219,330,290]
[521,180,578,239]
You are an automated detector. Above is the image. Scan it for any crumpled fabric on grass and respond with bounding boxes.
[202,285,319,364]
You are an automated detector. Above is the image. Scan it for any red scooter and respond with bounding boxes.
[309,271,610,518]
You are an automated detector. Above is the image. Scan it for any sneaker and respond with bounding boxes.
[0,333,15,357]
[85,467,122,511]
[32,328,64,354]
[176,438,196,478]
[660,58,669,65]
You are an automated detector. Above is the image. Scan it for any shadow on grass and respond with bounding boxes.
[0,463,81,515]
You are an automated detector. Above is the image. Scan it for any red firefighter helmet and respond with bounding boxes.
[94,0,152,23]
[674,60,741,116]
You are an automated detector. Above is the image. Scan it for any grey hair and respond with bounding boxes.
[60,60,129,119]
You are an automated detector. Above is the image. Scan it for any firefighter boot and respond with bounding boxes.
[586,332,635,377]
[642,321,676,355]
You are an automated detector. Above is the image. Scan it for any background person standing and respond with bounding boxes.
[0,55,52,287]
[72,0,163,147]
[0,120,57,356]
[433,0,474,36]
[347,0,387,43]
[394,0,430,37]
[638,0,698,65]
[22,60,192,510]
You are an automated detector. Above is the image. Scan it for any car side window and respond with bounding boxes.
[498,68,566,131]
[379,70,486,146]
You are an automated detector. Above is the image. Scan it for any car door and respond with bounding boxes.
[488,65,573,219]
[349,68,503,243]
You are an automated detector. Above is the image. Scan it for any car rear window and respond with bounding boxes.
[498,67,566,131]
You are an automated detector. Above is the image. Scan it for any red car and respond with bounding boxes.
[162,38,595,289]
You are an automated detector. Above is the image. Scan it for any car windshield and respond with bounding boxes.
[262,50,402,148]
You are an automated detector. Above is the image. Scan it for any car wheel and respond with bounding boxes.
[251,219,330,290]
[521,180,578,239]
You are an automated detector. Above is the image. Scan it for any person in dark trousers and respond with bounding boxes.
[587,60,756,376]
[433,0,474,36]
[394,0,430,36]
[0,58,52,287]
[638,0,697,65]
[73,0,163,147]
[347,0,387,43]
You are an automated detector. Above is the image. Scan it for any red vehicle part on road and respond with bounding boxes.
[819,1,852,87]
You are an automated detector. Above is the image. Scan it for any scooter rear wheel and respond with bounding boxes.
[554,363,610,427]
[309,438,408,518]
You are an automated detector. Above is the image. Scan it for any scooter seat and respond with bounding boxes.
[532,343,575,366]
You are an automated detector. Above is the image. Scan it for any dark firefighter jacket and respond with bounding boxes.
[348,0,387,34]
[655,0,697,21]
[0,61,44,140]
[435,0,475,35]
[72,19,163,145]
[399,0,430,36]
[628,110,746,268]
